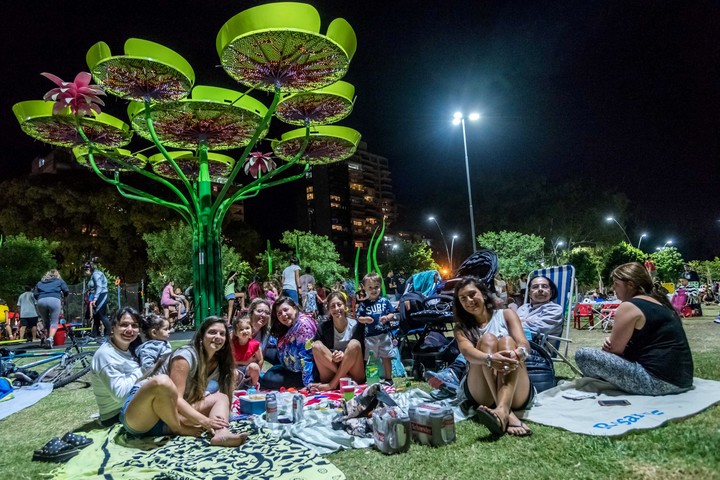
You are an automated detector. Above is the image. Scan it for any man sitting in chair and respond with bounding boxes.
[515,276,564,337]
[426,276,563,397]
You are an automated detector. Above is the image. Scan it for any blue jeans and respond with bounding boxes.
[282,289,299,303]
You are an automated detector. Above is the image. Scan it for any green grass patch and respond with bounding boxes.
[2,314,720,480]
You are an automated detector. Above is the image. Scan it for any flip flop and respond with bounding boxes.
[474,407,505,436]
[32,437,80,462]
[506,421,533,437]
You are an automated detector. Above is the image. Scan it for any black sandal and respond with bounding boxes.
[32,437,80,462]
[61,432,93,449]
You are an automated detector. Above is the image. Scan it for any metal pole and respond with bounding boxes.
[450,236,457,274]
[610,218,632,244]
[637,235,645,250]
[430,217,451,268]
[461,118,477,252]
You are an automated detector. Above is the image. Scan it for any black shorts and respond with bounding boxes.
[20,317,39,328]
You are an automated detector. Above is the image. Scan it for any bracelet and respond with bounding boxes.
[517,347,528,361]
[485,354,493,368]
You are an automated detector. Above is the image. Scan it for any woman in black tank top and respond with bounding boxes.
[575,262,693,395]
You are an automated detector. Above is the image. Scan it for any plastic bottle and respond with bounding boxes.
[366,350,380,385]
[265,392,278,422]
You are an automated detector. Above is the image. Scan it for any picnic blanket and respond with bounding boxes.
[53,423,345,480]
[248,387,461,455]
[519,376,720,436]
[0,382,53,421]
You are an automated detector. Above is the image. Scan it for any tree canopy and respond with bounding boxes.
[476,230,544,278]
[0,234,59,306]
[651,247,685,283]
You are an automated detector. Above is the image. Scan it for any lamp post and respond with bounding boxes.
[453,111,480,253]
[637,233,647,250]
[551,239,564,265]
[605,216,632,244]
[663,240,673,249]
[428,216,451,269]
[450,234,459,273]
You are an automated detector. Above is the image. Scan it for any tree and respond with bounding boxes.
[651,247,684,283]
[143,223,250,306]
[600,242,645,282]
[476,231,544,279]
[275,230,349,287]
[383,240,439,277]
[566,247,601,290]
[695,258,720,284]
[0,234,59,307]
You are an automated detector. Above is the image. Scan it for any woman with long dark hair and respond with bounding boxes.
[575,262,693,395]
[453,277,534,437]
[118,316,246,446]
[260,297,316,389]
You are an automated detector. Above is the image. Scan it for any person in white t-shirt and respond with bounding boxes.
[281,256,301,303]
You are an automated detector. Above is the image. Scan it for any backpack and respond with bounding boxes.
[525,340,556,393]
[396,292,426,333]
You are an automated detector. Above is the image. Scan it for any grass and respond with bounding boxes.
[2,310,720,480]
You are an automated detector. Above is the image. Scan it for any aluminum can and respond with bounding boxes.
[408,402,456,446]
[372,406,411,454]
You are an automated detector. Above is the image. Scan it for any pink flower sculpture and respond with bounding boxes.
[243,151,276,179]
[42,72,105,116]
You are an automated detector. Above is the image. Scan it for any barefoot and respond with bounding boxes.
[308,383,332,392]
[210,430,248,447]
[506,412,532,436]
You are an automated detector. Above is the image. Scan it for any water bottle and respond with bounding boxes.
[366,351,380,385]
[265,392,278,422]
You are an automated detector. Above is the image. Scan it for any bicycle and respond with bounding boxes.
[0,324,95,389]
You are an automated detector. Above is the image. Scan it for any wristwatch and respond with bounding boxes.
[517,347,528,360]
[486,354,493,368]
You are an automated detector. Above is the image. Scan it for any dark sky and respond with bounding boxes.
[2,1,719,258]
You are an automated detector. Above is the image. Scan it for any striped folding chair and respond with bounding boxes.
[523,264,582,375]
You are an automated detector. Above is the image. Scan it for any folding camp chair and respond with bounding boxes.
[523,265,582,375]
[573,303,595,329]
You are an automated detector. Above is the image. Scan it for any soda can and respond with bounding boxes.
[292,393,305,423]
[265,392,278,423]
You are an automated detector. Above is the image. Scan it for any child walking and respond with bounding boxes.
[135,314,172,373]
[356,273,395,385]
[231,316,263,389]
[304,283,319,319]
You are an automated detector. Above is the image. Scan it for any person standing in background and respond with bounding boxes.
[281,257,301,304]
[17,286,39,342]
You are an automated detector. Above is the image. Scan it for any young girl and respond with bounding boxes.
[135,314,172,373]
[264,281,278,305]
[231,316,262,389]
[304,283,319,319]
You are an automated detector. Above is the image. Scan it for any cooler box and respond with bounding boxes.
[239,394,266,414]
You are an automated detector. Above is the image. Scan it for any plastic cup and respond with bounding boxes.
[339,377,352,388]
[342,385,355,401]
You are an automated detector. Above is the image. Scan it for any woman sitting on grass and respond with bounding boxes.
[309,292,365,391]
[260,297,316,390]
[453,277,534,437]
[575,262,693,395]
[94,315,246,446]
[91,307,143,426]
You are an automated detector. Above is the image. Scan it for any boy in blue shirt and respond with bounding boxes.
[356,272,395,384]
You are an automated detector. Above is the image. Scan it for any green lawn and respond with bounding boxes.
[2,309,719,480]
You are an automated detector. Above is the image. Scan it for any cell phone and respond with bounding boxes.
[598,399,631,406]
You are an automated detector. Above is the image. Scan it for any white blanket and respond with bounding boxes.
[520,377,720,436]
[0,382,53,421]
[253,388,443,454]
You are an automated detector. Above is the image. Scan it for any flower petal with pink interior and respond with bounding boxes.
[243,151,277,179]
[41,72,105,116]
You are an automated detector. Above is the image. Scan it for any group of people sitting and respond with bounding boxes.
[91,261,694,444]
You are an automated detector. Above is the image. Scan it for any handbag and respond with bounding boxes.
[525,340,556,393]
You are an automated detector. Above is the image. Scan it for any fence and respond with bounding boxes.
[64,282,142,325]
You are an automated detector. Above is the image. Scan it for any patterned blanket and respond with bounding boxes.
[53,422,345,480]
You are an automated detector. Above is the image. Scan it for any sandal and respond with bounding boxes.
[61,432,93,449]
[506,421,533,437]
[474,407,506,436]
[32,437,80,462]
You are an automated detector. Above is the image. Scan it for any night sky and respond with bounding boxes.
[2,1,719,259]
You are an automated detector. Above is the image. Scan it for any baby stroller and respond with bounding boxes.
[407,294,458,380]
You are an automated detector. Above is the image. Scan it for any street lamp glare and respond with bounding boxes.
[667,240,673,244]
[606,216,614,222]
[452,111,478,253]
[557,241,564,247]
[468,112,480,121]
[453,112,462,120]
[428,216,435,221]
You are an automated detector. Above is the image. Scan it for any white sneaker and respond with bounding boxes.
[714,318,720,324]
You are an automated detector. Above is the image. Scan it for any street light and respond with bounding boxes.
[637,233,647,250]
[551,239,564,264]
[605,216,632,244]
[663,240,673,249]
[450,234,459,273]
[428,216,451,268]
[452,111,480,252]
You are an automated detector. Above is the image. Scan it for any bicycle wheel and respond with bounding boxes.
[37,352,93,388]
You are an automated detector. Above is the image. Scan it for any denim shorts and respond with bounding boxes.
[461,374,536,411]
[120,385,170,437]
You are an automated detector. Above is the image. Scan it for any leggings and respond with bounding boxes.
[92,292,110,337]
[575,347,691,396]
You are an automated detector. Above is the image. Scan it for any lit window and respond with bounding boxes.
[306,193,314,200]
[332,225,343,231]
[330,202,341,208]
